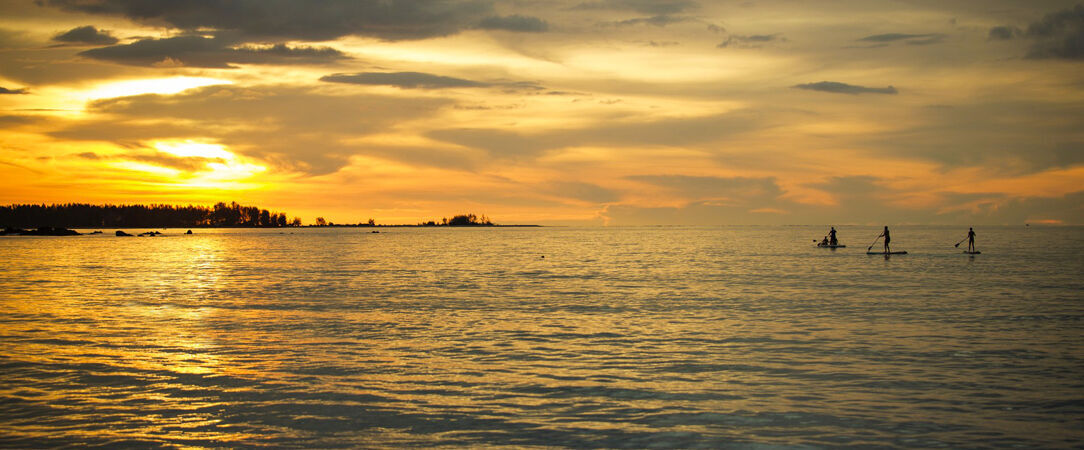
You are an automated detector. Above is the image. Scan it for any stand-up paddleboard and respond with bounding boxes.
[867,251,908,255]
[963,251,981,254]
[817,243,846,248]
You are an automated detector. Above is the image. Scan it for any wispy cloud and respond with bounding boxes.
[792,81,898,95]
[858,33,945,46]
[718,34,785,48]
[52,25,118,45]
[320,72,488,89]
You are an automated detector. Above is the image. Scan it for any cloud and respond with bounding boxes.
[47,85,454,175]
[613,15,691,27]
[0,27,36,49]
[1024,4,1084,60]
[600,200,785,225]
[574,0,697,15]
[717,34,784,49]
[576,0,698,27]
[321,72,487,89]
[40,0,495,42]
[628,175,783,202]
[988,25,1021,41]
[807,176,885,198]
[71,148,227,172]
[857,33,945,46]
[79,36,348,68]
[0,86,29,94]
[549,181,620,203]
[52,25,118,45]
[428,110,764,159]
[0,115,43,129]
[792,81,897,95]
[125,151,225,172]
[863,101,1084,174]
[477,15,549,32]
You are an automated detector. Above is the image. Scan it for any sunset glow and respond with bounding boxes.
[0,0,1080,224]
[83,77,232,101]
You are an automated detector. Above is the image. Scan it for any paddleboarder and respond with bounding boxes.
[879,226,891,253]
[966,227,975,252]
[828,227,838,246]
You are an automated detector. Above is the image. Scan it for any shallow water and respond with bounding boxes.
[1,225,1082,448]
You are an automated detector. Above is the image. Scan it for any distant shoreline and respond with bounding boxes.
[1,224,542,236]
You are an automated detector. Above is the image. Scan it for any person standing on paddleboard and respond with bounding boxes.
[829,227,838,246]
[967,227,976,252]
[879,226,891,253]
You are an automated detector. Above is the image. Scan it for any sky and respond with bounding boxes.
[0,0,1081,225]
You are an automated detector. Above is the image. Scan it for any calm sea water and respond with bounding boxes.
[1,226,1082,448]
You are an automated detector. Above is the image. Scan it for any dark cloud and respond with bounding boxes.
[792,81,897,95]
[857,33,945,45]
[0,86,29,94]
[477,14,548,32]
[40,0,495,42]
[717,34,784,49]
[0,115,43,129]
[79,36,348,68]
[71,148,225,172]
[0,50,136,85]
[126,151,224,172]
[988,25,1021,40]
[574,0,697,15]
[320,72,546,92]
[576,0,697,27]
[320,72,487,89]
[1024,4,1084,59]
[614,15,691,27]
[52,25,118,45]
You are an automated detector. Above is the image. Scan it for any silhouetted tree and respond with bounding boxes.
[0,203,295,228]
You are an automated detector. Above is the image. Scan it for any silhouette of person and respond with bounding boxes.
[829,227,838,246]
[879,226,891,253]
[967,227,976,252]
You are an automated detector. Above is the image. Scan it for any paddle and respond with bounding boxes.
[954,236,967,248]
[867,235,881,252]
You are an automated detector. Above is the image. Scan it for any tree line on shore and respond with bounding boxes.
[1,203,501,229]
[0,202,300,228]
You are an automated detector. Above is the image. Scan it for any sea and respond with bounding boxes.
[0,225,1081,448]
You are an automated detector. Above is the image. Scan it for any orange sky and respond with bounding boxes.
[1,0,1081,225]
